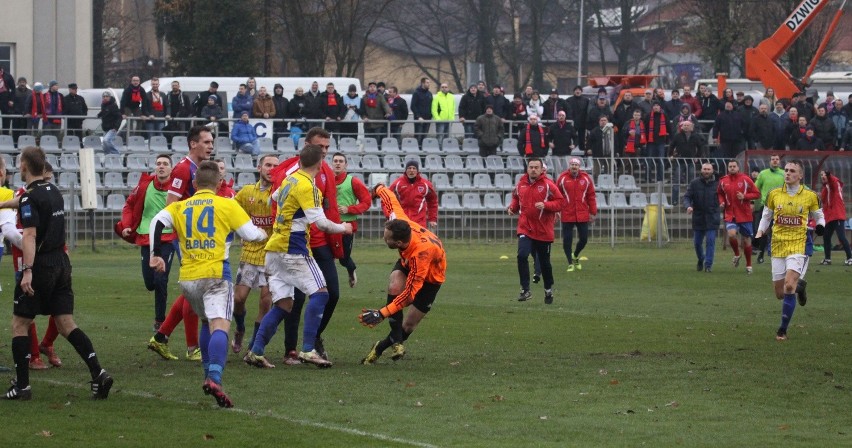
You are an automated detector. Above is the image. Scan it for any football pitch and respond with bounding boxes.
[0,242,849,447]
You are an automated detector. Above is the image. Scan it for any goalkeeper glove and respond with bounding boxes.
[359,309,384,327]
[815,224,824,236]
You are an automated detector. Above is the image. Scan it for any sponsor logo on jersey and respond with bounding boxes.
[776,214,802,226]
[251,215,274,227]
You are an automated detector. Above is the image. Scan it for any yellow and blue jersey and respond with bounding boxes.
[163,189,252,281]
[765,185,820,258]
[234,182,274,265]
[265,170,323,256]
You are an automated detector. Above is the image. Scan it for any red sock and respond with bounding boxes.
[744,244,752,267]
[29,323,41,360]
[182,298,199,348]
[729,237,740,256]
[41,316,59,346]
[158,296,186,337]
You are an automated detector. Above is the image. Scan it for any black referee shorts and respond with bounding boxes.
[13,257,74,319]
[392,259,442,314]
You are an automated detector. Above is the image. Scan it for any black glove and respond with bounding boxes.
[359,309,384,328]
[815,224,824,236]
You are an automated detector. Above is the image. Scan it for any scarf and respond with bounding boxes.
[327,93,338,107]
[524,124,545,155]
[365,93,377,108]
[130,86,142,104]
[648,112,667,142]
[625,120,645,154]
[0,73,6,94]
[151,90,164,112]
[30,91,62,124]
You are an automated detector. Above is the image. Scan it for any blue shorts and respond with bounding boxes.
[725,221,753,238]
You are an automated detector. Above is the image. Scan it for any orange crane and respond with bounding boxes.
[744,0,847,99]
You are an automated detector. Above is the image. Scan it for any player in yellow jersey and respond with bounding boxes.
[755,160,825,341]
[245,144,352,369]
[148,161,268,408]
[231,154,278,353]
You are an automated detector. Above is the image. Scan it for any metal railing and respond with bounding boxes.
[1,115,849,249]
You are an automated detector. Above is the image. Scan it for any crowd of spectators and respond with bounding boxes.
[2,69,852,161]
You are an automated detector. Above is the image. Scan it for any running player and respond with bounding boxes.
[148,125,214,361]
[149,161,268,407]
[718,160,760,274]
[231,154,278,353]
[359,184,447,364]
[271,127,344,364]
[244,144,352,368]
[755,160,824,341]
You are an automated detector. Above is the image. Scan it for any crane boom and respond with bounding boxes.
[744,0,841,99]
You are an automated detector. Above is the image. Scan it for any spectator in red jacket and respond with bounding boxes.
[717,160,760,273]
[508,158,564,304]
[819,171,852,265]
[332,152,372,287]
[556,157,597,272]
[118,154,176,329]
[680,85,702,122]
[388,160,438,232]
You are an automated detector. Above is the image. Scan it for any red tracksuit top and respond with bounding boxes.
[509,174,564,242]
[556,170,598,223]
[717,172,759,223]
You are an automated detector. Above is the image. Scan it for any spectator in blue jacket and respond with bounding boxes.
[410,77,433,145]
[768,101,789,150]
[232,83,254,118]
[231,111,260,156]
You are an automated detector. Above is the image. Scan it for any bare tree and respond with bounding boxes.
[466,0,502,88]
[382,0,475,91]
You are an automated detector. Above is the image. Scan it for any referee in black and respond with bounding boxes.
[4,147,113,401]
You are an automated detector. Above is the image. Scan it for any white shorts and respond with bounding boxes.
[771,255,809,281]
[179,278,234,321]
[264,252,326,303]
[236,262,267,289]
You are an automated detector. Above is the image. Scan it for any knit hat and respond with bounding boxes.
[48,80,58,88]
[348,84,357,93]
[68,83,78,89]
[485,103,494,111]
[405,159,419,170]
[33,82,44,92]
[550,88,559,95]
[208,94,218,101]
[569,157,582,165]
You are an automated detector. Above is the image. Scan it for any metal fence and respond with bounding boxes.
[1,116,850,250]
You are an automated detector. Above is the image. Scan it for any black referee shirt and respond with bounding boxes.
[18,180,66,264]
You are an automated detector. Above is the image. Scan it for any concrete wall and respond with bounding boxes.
[0,0,92,87]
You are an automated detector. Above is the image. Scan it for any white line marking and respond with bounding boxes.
[36,378,438,448]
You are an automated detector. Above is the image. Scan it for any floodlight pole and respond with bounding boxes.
[577,0,584,86]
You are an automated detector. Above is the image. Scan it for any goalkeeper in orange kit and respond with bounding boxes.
[358,184,447,364]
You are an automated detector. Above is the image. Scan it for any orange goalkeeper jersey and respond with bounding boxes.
[376,185,446,317]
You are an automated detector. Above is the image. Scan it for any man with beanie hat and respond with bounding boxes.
[271,83,289,145]
[565,85,590,151]
[24,83,50,132]
[388,159,438,231]
[475,103,504,157]
[11,78,30,140]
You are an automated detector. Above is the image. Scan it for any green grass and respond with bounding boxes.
[0,242,850,447]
